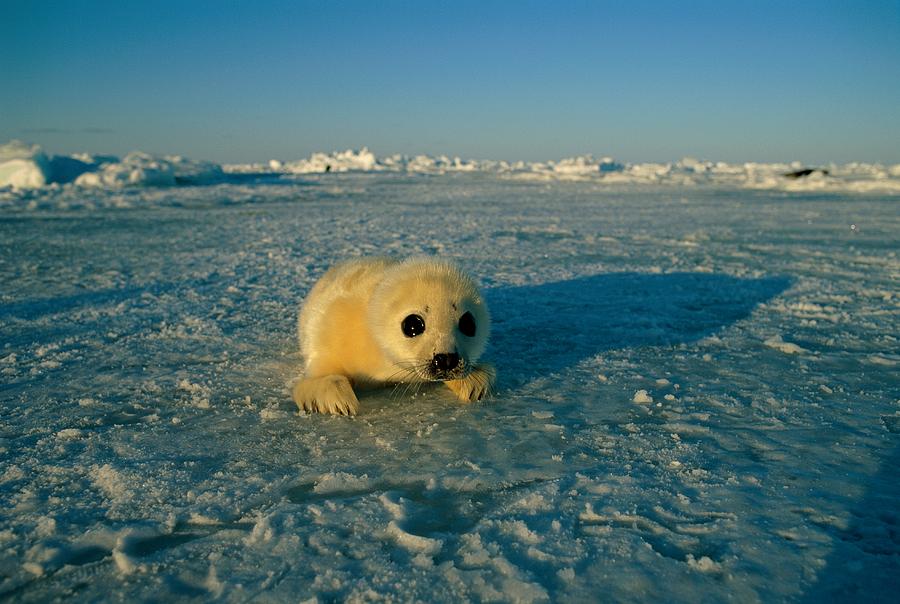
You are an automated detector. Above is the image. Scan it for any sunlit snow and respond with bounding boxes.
[1,150,898,601]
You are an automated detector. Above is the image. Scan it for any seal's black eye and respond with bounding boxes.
[458,311,476,337]
[401,314,426,338]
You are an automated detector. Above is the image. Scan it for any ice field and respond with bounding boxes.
[1,161,899,601]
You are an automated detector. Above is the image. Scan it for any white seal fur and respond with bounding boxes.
[293,257,495,416]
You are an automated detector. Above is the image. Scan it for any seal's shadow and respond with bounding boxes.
[484,272,790,388]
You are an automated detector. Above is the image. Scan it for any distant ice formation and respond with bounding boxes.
[0,141,50,189]
[0,141,225,190]
[73,152,223,188]
[2,139,899,194]
[281,148,378,174]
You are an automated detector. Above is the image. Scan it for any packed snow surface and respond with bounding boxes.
[1,169,899,602]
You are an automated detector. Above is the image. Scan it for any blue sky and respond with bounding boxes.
[2,1,898,163]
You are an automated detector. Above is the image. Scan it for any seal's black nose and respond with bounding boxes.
[433,353,460,372]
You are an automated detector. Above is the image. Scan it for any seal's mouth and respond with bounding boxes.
[423,354,468,382]
[428,367,468,381]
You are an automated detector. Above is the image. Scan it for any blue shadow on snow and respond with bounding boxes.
[484,272,790,388]
[799,440,900,601]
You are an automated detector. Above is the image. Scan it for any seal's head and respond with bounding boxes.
[369,258,490,382]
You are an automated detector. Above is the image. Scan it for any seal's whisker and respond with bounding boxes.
[387,367,421,400]
[389,383,407,401]
[396,379,419,401]
[385,367,415,383]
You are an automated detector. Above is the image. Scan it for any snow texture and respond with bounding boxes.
[1,164,899,602]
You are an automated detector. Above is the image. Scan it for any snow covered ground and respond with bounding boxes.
[1,170,898,602]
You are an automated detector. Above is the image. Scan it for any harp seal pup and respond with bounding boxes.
[292,257,495,416]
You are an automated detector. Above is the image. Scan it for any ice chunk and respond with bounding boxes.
[55,428,82,439]
[75,152,223,188]
[764,335,808,355]
[312,471,370,494]
[686,554,722,573]
[404,154,480,174]
[551,155,599,176]
[0,140,109,188]
[632,389,653,404]
[284,148,378,174]
[385,521,443,555]
[0,140,49,189]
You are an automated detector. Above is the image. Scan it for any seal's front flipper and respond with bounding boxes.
[293,375,360,416]
[445,363,496,402]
